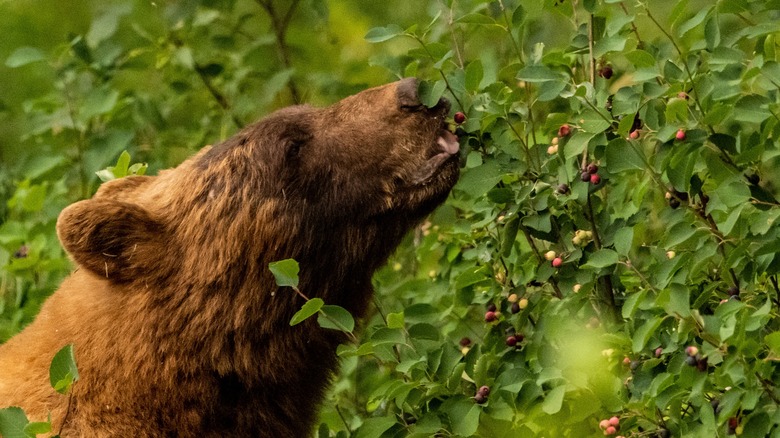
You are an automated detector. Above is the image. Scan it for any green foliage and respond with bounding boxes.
[0,344,77,437]
[49,344,79,395]
[3,0,780,436]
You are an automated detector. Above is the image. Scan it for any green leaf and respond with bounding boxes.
[614,227,634,257]
[5,47,45,68]
[354,416,397,438]
[465,60,483,93]
[387,312,404,329]
[583,249,619,269]
[417,80,446,108]
[632,317,664,352]
[516,65,563,83]
[442,398,480,437]
[371,327,406,346]
[80,86,119,120]
[0,407,30,438]
[290,298,323,326]
[318,305,355,332]
[49,344,79,394]
[364,25,403,43]
[542,385,566,414]
[455,161,502,198]
[23,421,51,435]
[765,332,780,358]
[564,132,596,159]
[269,259,299,288]
[606,138,645,172]
[457,13,496,25]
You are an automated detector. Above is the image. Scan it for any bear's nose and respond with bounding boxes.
[396,78,450,112]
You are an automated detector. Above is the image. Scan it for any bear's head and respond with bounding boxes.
[56,78,459,315]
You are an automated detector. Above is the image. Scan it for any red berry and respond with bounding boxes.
[552,257,563,268]
[685,346,699,357]
[676,129,686,141]
[484,311,497,322]
[608,416,619,427]
[590,173,601,185]
[587,163,599,174]
[604,426,616,435]
[678,91,689,100]
[599,419,610,430]
[459,337,472,347]
[655,347,663,357]
[478,385,490,396]
[558,124,571,137]
[598,65,614,79]
[728,417,739,430]
[454,111,466,124]
[629,130,640,140]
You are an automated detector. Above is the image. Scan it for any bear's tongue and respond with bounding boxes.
[436,130,459,155]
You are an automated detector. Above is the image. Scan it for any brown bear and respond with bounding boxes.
[0,78,460,436]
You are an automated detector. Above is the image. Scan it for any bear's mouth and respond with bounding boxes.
[409,126,460,186]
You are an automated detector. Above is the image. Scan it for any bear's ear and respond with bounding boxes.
[56,199,173,284]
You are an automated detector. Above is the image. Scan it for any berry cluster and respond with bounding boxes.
[684,345,708,371]
[581,162,601,185]
[598,416,622,436]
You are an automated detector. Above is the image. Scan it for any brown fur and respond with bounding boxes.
[0,79,459,436]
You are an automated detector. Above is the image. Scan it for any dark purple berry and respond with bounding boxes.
[586,163,599,174]
[486,303,497,312]
[581,171,591,182]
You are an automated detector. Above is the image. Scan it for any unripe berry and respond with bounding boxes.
[599,419,610,430]
[453,112,466,124]
[518,298,529,309]
[678,91,689,100]
[573,283,582,293]
[558,124,571,137]
[629,130,640,140]
[478,385,490,396]
[676,129,686,141]
[474,392,487,404]
[544,250,557,261]
[666,251,676,259]
[655,347,663,357]
[507,293,518,303]
[547,144,559,155]
[685,346,699,356]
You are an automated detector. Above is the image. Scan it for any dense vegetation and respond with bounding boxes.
[1,0,779,437]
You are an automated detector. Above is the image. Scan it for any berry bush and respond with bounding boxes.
[1,1,779,437]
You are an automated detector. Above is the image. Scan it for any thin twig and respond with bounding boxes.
[255,0,302,103]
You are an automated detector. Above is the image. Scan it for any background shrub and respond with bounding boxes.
[1,1,779,436]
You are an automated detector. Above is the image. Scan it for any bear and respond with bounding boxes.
[0,78,459,437]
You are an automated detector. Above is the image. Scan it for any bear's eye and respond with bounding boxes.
[287,139,305,159]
